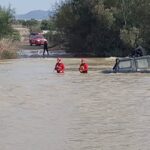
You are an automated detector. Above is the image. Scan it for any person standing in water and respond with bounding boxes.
[79,58,88,73]
[43,40,49,56]
[54,58,65,73]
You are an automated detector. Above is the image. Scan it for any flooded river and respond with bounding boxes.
[0,58,150,150]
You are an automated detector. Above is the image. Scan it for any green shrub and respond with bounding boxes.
[11,30,21,41]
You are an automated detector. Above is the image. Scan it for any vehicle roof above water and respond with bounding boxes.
[113,55,150,73]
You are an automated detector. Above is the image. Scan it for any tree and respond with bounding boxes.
[0,6,15,39]
[53,0,150,56]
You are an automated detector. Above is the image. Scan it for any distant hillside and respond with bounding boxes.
[15,10,53,20]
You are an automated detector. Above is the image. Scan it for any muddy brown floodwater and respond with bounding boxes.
[0,58,150,150]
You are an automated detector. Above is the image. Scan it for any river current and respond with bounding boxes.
[0,58,150,150]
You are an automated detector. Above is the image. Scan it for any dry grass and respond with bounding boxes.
[0,39,20,59]
[0,27,30,59]
[13,26,30,45]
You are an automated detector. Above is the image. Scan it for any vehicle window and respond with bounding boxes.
[30,32,38,36]
[119,60,131,68]
[35,35,44,38]
[136,59,149,69]
[29,33,42,39]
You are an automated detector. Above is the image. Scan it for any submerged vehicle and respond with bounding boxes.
[113,56,150,73]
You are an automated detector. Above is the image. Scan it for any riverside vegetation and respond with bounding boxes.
[0,6,20,59]
[17,0,150,57]
[1,0,150,58]
[52,0,150,56]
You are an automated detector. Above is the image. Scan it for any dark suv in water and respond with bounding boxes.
[113,56,150,73]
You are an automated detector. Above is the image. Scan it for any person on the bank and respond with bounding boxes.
[43,40,49,56]
[54,58,65,73]
[79,58,88,73]
[130,45,144,57]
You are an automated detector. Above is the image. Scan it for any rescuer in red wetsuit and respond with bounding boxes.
[79,58,88,73]
[54,58,65,73]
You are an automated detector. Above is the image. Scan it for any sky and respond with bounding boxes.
[0,0,62,14]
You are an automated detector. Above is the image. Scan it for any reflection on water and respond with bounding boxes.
[0,58,150,150]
